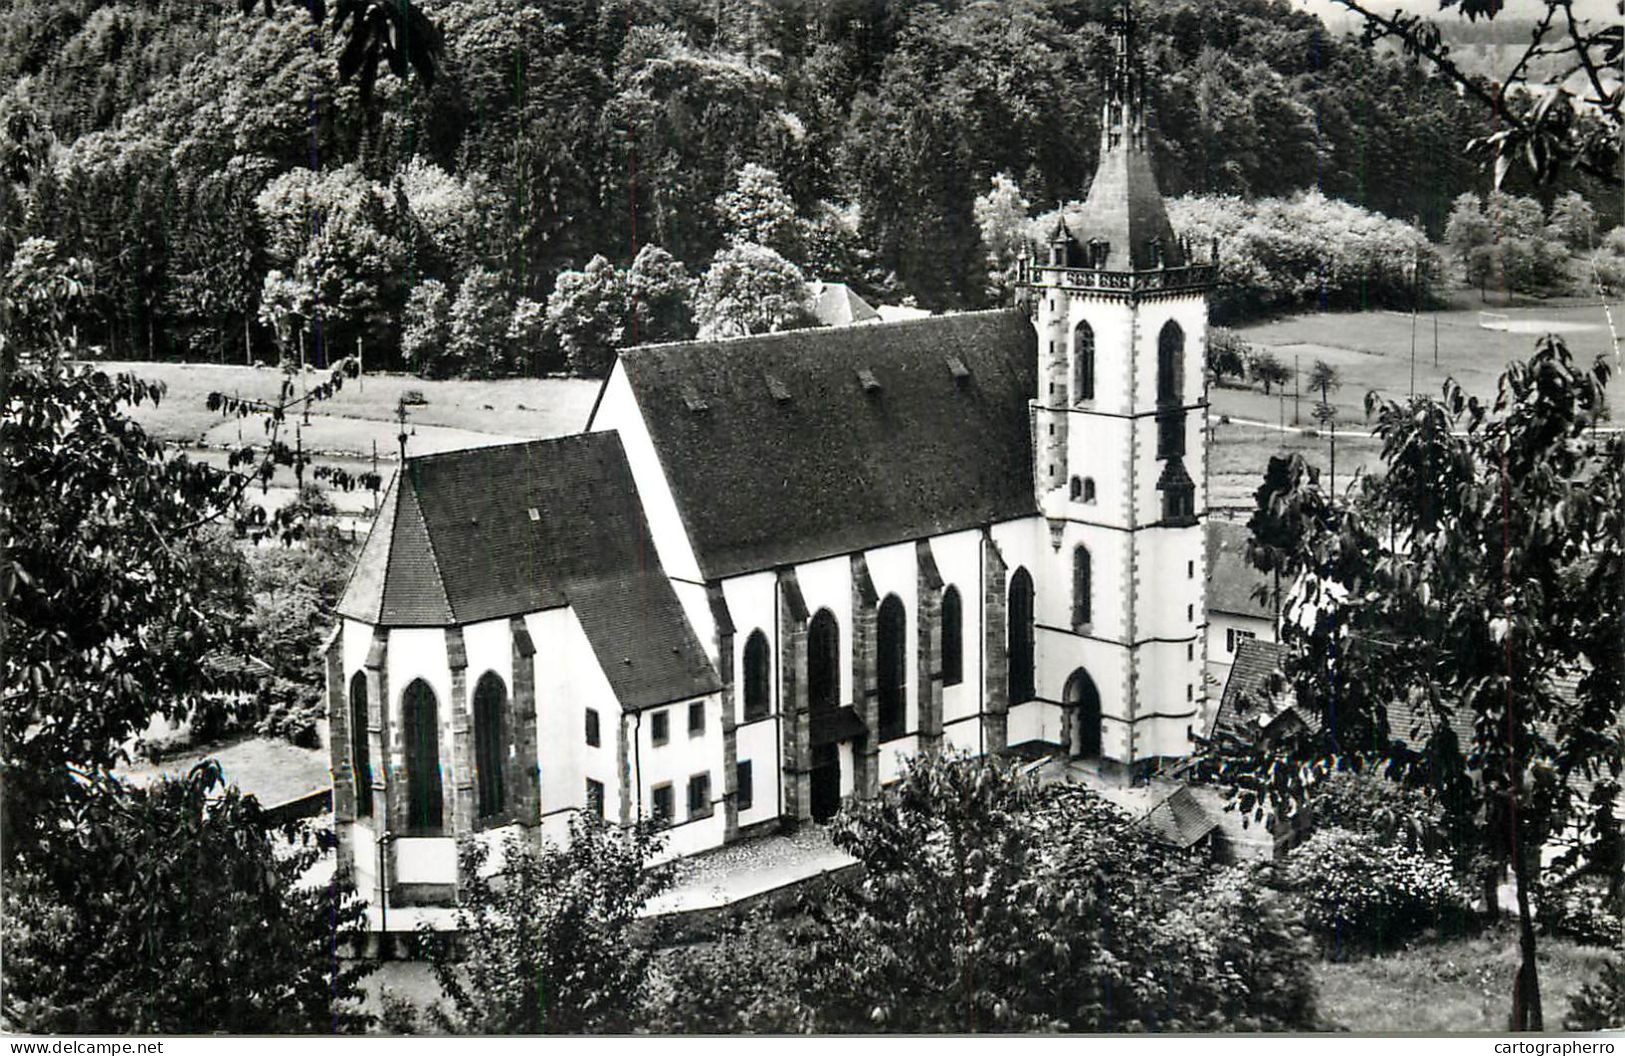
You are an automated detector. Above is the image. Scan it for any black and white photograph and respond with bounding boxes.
[1,0,1622,1041]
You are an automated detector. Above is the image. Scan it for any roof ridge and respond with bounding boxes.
[619,308,1021,359]
[401,431,613,468]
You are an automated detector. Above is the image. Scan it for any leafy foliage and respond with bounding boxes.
[2,762,371,1033]
[694,242,810,339]
[1284,828,1473,951]
[425,818,672,1034]
[448,266,510,379]
[1566,957,1625,1031]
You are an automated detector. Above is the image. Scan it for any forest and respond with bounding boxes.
[0,0,1617,375]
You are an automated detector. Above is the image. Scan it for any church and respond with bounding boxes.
[325,8,1216,912]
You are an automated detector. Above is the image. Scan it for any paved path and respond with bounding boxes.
[642,824,855,917]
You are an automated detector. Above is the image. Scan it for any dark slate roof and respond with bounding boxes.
[1208,638,1295,742]
[1140,785,1219,849]
[1066,135,1183,272]
[615,310,1039,580]
[337,434,719,711]
[1207,519,1274,619]
[808,281,880,327]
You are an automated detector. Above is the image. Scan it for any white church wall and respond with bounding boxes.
[1063,411,1132,529]
[394,836,457,885]
[1061,296,1137,417]
[734,717,779,826]
[587,364,704,584]
[350,822,376,902]
[526,607,620,833]
[631,691,727,860]
[722,570,778,715]
[1007,699,1061,746]
[1136,528,1205,641]
[341,617,375,686]
[386,627,452,733]
[878,736,918,785]
[462,617,513,696]
[795,554,855,687]
[1128,296,1207,413]
[931,529,984,727]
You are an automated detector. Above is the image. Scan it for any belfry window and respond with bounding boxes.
[1072,546,1093,628]
[1073,321,1095,403]
[1157,321,1184,405]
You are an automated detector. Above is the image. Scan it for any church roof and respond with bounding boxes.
[1065,139,1183,272]
[337,433,719,710]
[616,310,1039,580]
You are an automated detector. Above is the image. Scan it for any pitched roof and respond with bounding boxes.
[337,433,719,710]
[616,310,1039,579]
[1066,132,1183,272]
[1140,785,1219,849]
[1207,519,1274,619]
[1208,638,1295,743]
[807,281,880,327]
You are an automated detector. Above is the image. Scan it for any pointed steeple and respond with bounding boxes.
[1068,0,1182,272]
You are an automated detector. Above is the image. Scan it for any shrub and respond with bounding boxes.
[400,389,428,406]
[1539,882,1624,947]
[1566,957,1625,1031]
[1285,827,1472,951]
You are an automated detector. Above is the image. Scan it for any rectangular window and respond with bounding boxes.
[651,783,673,825]
[1187,642,1194,661]
[687,772,712,819]
[1186,684,1193,702]
[1188,560,1194,579]
[651,710,669,746]
[1187,604,1194,623]
[688,701,705,737]
[586,778,605,819]
[585,708,601,748]
[736,760,753,813]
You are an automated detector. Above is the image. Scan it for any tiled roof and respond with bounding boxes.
[1207,519,1274,618]
[807,281,880,327]
[1208,638,1295,742]
[1140,785,1219,849]
[1065,135,1183,272]
[616,310,1039,580]
[337,433,719,710]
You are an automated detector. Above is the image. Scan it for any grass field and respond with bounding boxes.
[1312,926,1612,1033]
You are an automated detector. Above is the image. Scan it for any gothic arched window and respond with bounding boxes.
[808,610,840,716]
[1072,546,1093,628]
[941,585,963,687]
[402,679,443,834]
[473,672,506,819]
[877,595,907,741]
[349,671,372,818]
[1008,568,1035,703]
[1084,477,1097,503]
[743,630,771,722]
[1073,321,1096,403]
[1157,320,1184,405]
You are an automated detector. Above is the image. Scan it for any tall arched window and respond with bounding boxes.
[808,610,840,716]
[877,595,907,741]
[349,671,372,818]
[1157,320,1184,405]
[743,630,771,722]
[941,585,963,687]
[1065,668,1103,759]
[473,672,506,820]
[402,679,444,834]
[1072,546,1093,628]
[1008,568,1035,703]
[1073,321,1095,403]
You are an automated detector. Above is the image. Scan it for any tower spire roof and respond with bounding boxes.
[1064,0,1182,272]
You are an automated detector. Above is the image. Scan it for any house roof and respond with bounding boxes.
[616,310,1039,580]
[1140,785,1219,849]
[1207,519,1274,619]
[1207,638,1296,743]
[807,281,880,327]
[337,433,719,711]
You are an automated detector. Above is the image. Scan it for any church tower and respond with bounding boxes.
[1019,0,1215,770]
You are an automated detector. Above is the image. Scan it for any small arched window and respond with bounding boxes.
[1157,320,1184,405]
[1073,321,1095,403]
[1008,568,1035,703]
[473,672,506,819]
[1084,477,1097,503]
[349,671,372,817]
[743,630,771,722]
[1069,476,1083,501]
[877,595,907,742]
[402,679,443,834]
[1072,546,1093,628]
[808,610,841,716]
[941,585,963,687]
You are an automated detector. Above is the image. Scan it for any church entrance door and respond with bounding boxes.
[1065,668,1102,759]
[810,743,840,822]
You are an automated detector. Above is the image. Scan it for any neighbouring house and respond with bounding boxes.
[1205,517,1277,718]
[327,8,1222,922]
[806,281,881,327]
